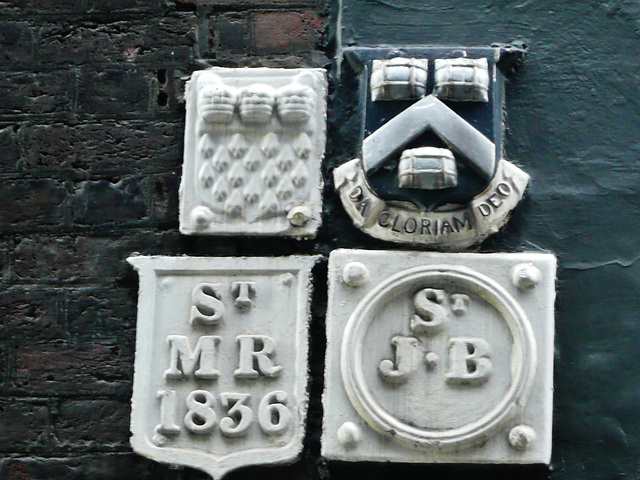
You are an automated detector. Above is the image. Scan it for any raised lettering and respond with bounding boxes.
[184,390,217,434]
[190,283,225,326]
[378,211,392,228]
[445,337,493,386]
[164,335,221,380]
[440,220,454,234]
[477,203,491,217]
[453,215,472,232]
[234,335,282,379]
[450,294,470,316]
[391,215,401,232]
[496,182,512,196]
[404,217,417,234]
[219,393,253,437]
[487,193,502,209]
[258,390,292,435]
[378,336,419,383]
[232,281,256,309]
[421,218,431,235]
[411,288,450,335]
[349,186,363,202]
[156,389,181,435]
[356,199,369,216]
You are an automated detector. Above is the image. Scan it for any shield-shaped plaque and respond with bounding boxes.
[333,47,529,249]
[128,255,319,479]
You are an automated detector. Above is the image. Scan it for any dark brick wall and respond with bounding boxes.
[6,0,636,479]
[0,0,327,478]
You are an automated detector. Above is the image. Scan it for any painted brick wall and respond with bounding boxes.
[0,1,327,478]
[3,0,639,479]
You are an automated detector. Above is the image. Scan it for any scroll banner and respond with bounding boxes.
[334,158,529,250]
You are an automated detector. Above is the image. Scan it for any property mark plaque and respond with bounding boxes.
[323,249,555,464]
[128,255,319,479]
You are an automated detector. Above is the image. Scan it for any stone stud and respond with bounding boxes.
[425,352,439,369]
[152,429,168,447]
[190,206,214,230]
[337,422,361,449]
[511,263,542,290]
[287,206,312,227]
[508,424,536,450]
[342,262,369,287]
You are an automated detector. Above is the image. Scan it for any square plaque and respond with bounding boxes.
[179,68,327,237]
[128,255,320,479]
[323,249,556,464]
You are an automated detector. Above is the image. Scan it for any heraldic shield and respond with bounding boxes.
[127,255,319,479]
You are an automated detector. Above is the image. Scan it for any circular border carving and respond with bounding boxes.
[340,265,537,449]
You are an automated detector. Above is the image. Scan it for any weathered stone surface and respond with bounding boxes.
[77,67,153,115]
[17,122,181,173]
[0,179,69,232]
[37,18,195,66]
[179,68,327,238]
[55,399,130,446]
[323,249,556,464]
[0,400,52,451]
[128,255,319,478]
[72,178,148,226]
[13,341,133,398]
[0,454,156,480]
[253,11,325,54]
[0,72,75,116]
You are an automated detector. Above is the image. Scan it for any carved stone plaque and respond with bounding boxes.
[323,249,555,464]
[334,47,529,250]
[128,255,319,479]
[180,68,327,237]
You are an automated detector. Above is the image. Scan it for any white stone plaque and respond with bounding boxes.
[323,249,556,464]
[128,255,320,479]
[179,68,327,237]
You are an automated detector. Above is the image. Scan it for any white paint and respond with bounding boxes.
[334,158,529,250]
[322,249,556,464]
[128,255,320,479]
[180,68,327,238]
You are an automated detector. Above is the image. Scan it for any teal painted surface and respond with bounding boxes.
[323,1,640,478]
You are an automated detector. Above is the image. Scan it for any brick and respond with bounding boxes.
[77,68,152,116]
[86,0,159,13]
[0,0,83,15]
[0,22,35,65]
[37,18,195,67]
[182,0,314,3]
[17,121,182,176]
[0,343,11,389]
[0,125,21,173]
[12,232,183,283]
[0,399,52,451]
[0,454,159,480]
[72,178,149,226]
[253,11,325,54]
[55,399,129,446]
[214,14,249,54]
[0,287,64,344]
[0,72,75,116]
[13,236,98,282]
[0,180,68,231]
[13,341,133,398]
[147,173,179,226]
[64,286,136,338]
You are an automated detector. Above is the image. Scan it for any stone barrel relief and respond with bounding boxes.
[180,68,327,237]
